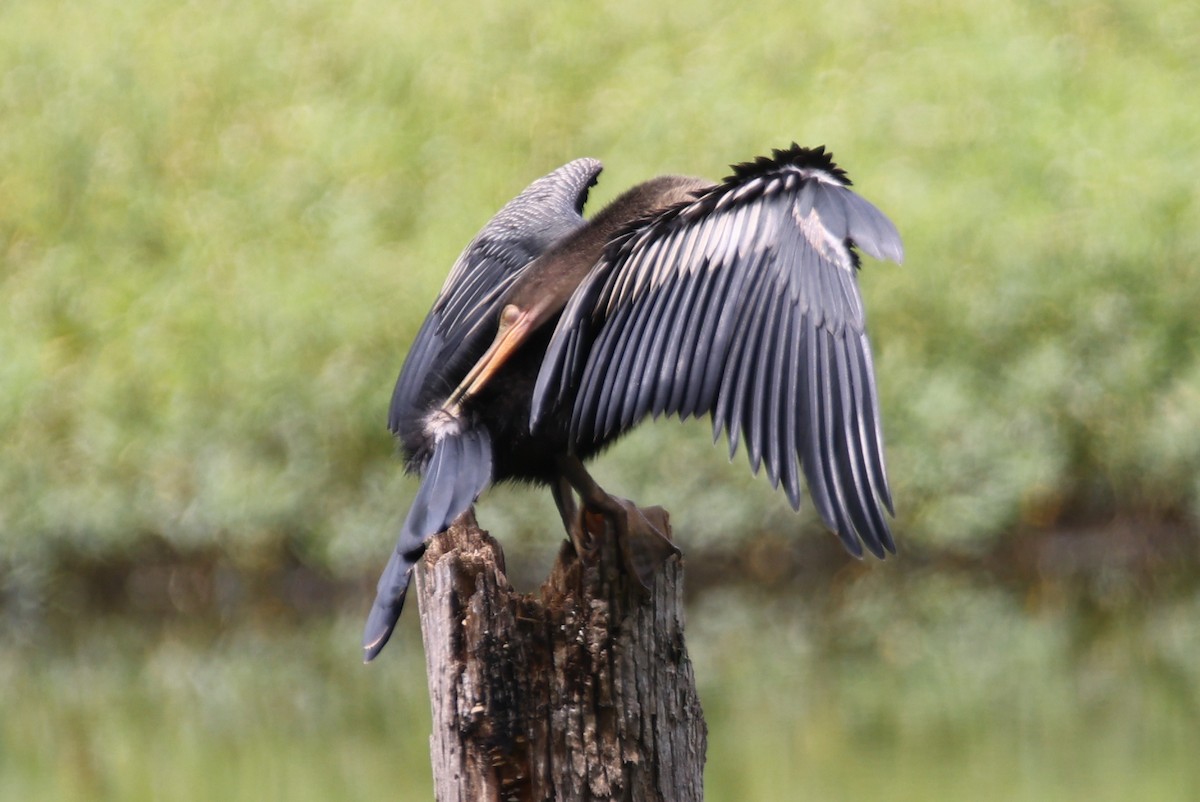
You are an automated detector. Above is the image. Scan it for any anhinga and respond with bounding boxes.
[363,144,904,661]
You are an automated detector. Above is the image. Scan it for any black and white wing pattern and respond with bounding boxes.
[388,158,603,435]
[533,145,902,557]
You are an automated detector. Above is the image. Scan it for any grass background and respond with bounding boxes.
[2,0,1199,799]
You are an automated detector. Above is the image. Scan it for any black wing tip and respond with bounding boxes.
[572,159,603,214]
[882,531,898,556]
[845,519,897,561]
[829,527,889,561]
[726,143,850,185]
[836,526,866,559]
[822,496,897,561]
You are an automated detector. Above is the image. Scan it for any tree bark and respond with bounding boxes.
[415,509,707,802]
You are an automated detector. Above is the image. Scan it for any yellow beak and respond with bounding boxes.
[444,305,537,414]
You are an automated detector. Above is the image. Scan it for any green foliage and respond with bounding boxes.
[1,0,1198,571]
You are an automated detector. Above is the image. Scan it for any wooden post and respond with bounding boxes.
[415,510,707,802]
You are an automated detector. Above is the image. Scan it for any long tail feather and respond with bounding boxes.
[362,428,493,661]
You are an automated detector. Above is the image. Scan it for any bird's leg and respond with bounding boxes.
[550,475,598,562]
[555,455,681,593]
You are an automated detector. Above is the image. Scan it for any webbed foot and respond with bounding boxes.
[582,496,680,593]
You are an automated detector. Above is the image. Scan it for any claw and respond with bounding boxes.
[575,509,603,561]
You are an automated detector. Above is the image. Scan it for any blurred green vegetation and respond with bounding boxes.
[2,0,1200,798]
[2,0,1197,573]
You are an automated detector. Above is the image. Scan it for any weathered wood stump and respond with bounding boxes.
[415,509,707,802]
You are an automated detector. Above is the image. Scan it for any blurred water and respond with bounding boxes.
[4,576,1198,802]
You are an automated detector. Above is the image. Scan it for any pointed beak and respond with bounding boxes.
[445,305,537,412]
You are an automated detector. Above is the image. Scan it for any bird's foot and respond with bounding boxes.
[580,496,681,595]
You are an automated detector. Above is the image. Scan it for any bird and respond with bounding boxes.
[363,144,904,661]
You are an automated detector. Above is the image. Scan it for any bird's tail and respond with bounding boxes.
[362,427,493,662]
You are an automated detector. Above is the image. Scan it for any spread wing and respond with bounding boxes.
[533,145,902,558]
[388,158,603,434]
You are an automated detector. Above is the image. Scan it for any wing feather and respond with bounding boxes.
[619,276,678,423]
[651,258,716,417]
[537,145,901,557]
[814,330,861,554]
[601,292,651,436]
[726,263,773,468]
[389,158,602,434]
[764,285,789,489]
[681,255,745,419]
[830,334,884,556]
[705,248,763,444]
[798,319,838,533]
[780,307,802,508]
[668,258,726,418]
[852,332,895,516]
[747,280,785,477]
[586,298,637,439]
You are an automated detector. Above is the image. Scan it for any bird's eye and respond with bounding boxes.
[500,304,521,328]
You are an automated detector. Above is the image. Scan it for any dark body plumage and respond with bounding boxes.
[364,145,903,661]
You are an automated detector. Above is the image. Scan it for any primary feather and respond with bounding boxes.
[533,144,902,556]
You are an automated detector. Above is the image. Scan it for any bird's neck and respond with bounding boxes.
[505,175,713,319]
